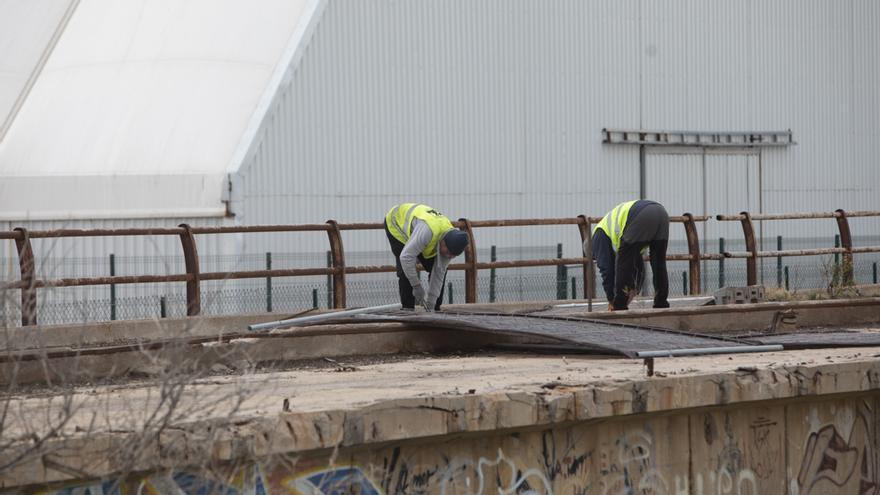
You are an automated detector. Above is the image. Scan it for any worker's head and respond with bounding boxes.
[440,229,469,258]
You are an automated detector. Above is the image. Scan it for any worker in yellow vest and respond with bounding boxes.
[589,200,670,310]
[385,203,470,310]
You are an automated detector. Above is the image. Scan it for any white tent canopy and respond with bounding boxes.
[0,0,315,220]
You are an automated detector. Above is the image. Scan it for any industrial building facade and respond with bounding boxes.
[1,0,878,324]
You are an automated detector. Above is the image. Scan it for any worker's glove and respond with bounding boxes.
[412,285,427,306]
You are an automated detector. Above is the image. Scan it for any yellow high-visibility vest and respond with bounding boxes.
[594,200,638,252]
[386,203,454,259]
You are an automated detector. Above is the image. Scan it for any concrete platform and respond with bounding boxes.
[1,298,880,493]
[2,346,880,493]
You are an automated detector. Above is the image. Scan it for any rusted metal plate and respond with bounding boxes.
[342,311,751,358]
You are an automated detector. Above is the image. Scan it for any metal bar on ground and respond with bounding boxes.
[553,296,715,308]
[635,345,783,358]
[248,303,402,332]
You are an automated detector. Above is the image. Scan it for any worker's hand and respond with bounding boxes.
[607,305,615,312]
[422,300,434,312]
[412,285,427,306]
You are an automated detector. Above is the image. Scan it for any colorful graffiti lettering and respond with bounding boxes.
[291,466,382,495]
[36,465,269,495]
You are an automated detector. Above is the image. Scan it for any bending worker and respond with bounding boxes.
[589,200,670,310]
[385,203,469,311]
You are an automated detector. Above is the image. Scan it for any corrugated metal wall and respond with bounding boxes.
[237,0,880,258]
[238,0,643,258]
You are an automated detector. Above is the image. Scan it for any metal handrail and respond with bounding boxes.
[15,209,878,326]
[715,210,880,286]
[2,213,709,326]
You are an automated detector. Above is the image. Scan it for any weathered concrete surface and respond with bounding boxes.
[5,298,879,387]
[3,345,880,492]
[0,327,517,386]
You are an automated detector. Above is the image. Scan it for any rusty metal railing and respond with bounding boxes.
[715,210,880,286]
[1,214,710,326]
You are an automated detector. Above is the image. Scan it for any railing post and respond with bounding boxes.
[718,237,725,289]
[489,245,497,303]
[178,223,201,316]
[682,213,701,295]
[326,220,346,308]
[576,215,595,301]
[738,212,758,286]
[266,252,273,312]
[834,209,854,284]
[14,228,37,326]
[555,243,566,300]
[325,251,332,308]
[457,218,477,303]
[109,253,116,320]
[776,236,783,287]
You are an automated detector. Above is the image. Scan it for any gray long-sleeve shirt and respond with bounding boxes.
[399,219,452,308]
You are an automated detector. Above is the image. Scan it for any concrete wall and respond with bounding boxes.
[35,393,878,494]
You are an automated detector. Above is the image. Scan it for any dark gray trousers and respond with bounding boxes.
[613,203,670,309]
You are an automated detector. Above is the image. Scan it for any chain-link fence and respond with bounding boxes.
[3,236,880,327]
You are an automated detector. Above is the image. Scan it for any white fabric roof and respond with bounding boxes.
[0,0,313,220]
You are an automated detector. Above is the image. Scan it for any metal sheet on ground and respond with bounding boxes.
[329,311,750,358]
[753,331,880,348]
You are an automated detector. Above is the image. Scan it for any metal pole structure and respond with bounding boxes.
[14,228,37,326]
[178,223,201,316]
[784,266,790,291]
[457,218,477,303]
[248,303,402,332]
[834,209,854,285]
[738,212,758,286]
[325,250,332,309]
[489,245,496,303]
[635,345,783,358]
[682,271,687,295]
[266,252,272,312]
[571,276,576,299]
[682,213,701,295]
[326,220,346,308]
[576,214,594,312]
[160,296,167,318]
[109,253,116,321]
[556,243,566,300]
[718,237,725,289]
[448,283,453,304]
[776,236,782,288]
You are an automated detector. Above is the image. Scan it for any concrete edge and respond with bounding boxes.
[2,355,879,486]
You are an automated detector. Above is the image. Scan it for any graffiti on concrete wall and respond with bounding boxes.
[291,466,382,495]
[793,400,878,495]
[31,398,879,495]
[435,448,553,495]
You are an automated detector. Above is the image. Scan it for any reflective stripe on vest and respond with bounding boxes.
[594,200,638,252]
[385,203,454,258]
